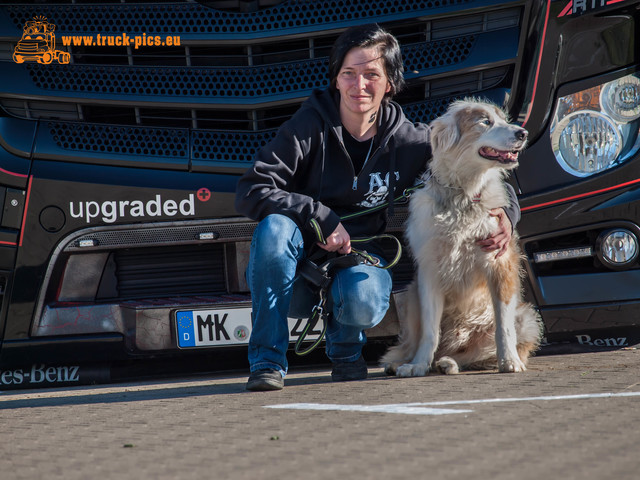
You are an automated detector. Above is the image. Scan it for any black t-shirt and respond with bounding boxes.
[343,131,374,175]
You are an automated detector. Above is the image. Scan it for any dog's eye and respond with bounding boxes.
[480,118,492,126]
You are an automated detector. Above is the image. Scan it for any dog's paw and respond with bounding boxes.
[498,357,526,373]
[381,363,397,376]
[435,357,460,375]
[396,363,430,377]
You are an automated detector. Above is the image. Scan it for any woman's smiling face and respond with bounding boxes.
[335,46,391,119]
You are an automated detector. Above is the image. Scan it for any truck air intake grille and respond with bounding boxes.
[46,65,508,163]
[403,35,475,71]
[0,1,522,170]
[26,59,330,98]
[191,130,276,164]
[7,1,478,35]
[49,122,189,158]
[115,245,227,299]
[110,234,413,299]
[24,35,475,98]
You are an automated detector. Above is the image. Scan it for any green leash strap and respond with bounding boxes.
[294,290,328,356]
[295,181,424,355]
[351,233,403,270]
[339,182,424,222]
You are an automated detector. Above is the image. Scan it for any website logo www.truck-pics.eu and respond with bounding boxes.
[13,16,181,65]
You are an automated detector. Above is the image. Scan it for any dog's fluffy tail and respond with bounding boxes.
[379,281,421,374]
[515,302,543,363]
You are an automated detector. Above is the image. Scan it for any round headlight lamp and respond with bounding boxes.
[600,75,640,123]
[550,73,640,178]
[596,229,638,270]
[551,110,622,177]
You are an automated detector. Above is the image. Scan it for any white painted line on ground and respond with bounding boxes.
[265,403,473,415]
[402,391,640,407]
[265,391,640,416]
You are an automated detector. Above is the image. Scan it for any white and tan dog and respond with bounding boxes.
[381,99,541,376]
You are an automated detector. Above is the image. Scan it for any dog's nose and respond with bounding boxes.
[515,128,528,141]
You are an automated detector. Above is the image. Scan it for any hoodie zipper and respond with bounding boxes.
[337,135,360,191]
[351,138,376,190]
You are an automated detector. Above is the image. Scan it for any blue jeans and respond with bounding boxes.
[246,214,392,376]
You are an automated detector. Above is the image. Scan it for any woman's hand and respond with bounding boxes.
[476,208,512,258]
[318,222,352,254]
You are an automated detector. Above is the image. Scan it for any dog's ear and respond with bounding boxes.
[430,115,460,154]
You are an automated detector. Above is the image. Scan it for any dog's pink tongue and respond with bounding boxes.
[483,147,518,163]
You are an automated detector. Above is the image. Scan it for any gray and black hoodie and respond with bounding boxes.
[235,87,519,253]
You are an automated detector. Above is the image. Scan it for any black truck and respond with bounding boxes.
[0,0,638,387]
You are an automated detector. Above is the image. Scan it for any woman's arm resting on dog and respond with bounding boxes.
[501,183,521,230]
[476,183,519,258]
[477,209,512,257]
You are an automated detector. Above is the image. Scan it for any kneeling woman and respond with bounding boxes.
[235,24,519,391]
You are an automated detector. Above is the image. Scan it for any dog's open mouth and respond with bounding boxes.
[479,146,520,164]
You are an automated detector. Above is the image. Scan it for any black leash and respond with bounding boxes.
[294,183,424,355]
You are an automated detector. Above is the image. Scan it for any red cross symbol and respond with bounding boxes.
[197,188,211,202]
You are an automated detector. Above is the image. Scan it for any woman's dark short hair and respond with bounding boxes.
[329,23,405,102]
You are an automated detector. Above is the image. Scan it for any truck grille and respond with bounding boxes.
[109,235,413,300]
[5,1,505,36]
[53,216,412,303]
[0,0,524,171]
[115,245,227,299]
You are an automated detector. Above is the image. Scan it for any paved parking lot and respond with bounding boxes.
[1,347,639,480]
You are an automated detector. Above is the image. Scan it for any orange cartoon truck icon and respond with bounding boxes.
[13,18,70,65]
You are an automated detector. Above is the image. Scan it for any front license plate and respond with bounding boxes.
[175,308,324,348]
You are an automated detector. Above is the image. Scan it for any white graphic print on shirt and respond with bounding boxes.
[356,171,400,208]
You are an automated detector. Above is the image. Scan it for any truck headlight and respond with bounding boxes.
[550,73,640,177]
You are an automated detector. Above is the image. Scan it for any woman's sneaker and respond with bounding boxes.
[246,369,284,391]
[331,356,368,381]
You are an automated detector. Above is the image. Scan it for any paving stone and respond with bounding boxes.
[1,349,639,480]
